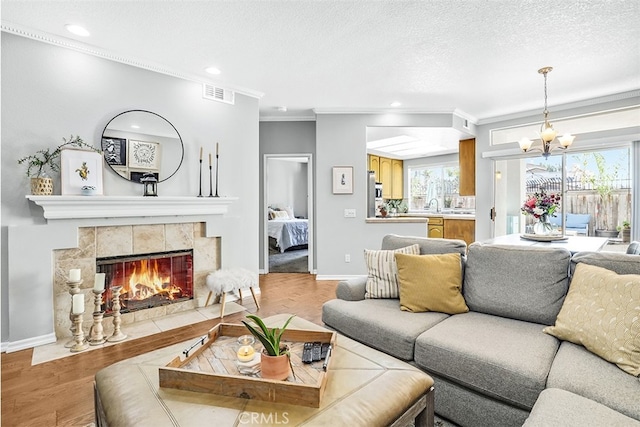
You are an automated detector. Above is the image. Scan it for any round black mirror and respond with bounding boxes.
[101,110,184,183]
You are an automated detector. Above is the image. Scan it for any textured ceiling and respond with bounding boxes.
[2,0,639,122]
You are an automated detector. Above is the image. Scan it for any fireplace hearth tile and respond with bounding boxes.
[31,301,248,366]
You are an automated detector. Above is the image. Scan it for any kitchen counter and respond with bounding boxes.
[365,217,428,223]
[401,212,476,221]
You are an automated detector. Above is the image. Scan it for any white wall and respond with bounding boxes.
[1,33,259,346]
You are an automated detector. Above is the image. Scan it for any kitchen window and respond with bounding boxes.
[408,163,475,212]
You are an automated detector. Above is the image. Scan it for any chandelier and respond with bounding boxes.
[518,67,575,158]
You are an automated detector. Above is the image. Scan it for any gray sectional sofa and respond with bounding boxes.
[322,234,640,427]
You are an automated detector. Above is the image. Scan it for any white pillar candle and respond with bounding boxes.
[72,294,84,314]
[94,273,106,292]
[69,269,81,282]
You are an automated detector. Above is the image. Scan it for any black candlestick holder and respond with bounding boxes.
[198,159,203,197]
[214,154,220,197]
[208,162,214,197]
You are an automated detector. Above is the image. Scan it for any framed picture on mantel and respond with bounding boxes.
[332,166,353,194]
[61,149,104,195]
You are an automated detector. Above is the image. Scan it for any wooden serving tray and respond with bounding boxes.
[159,323,337,408]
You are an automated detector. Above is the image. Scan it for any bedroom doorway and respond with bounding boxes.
[263,154,313,274]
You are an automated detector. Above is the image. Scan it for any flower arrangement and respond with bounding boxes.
[521,190,561,219]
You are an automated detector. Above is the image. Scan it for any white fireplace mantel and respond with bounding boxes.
[26,195,238,220]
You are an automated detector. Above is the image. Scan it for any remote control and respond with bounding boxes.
[321,342,330,359]
[312,342,322,362]
[302,342,314,364]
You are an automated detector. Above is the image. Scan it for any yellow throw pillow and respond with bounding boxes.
[364,244,420,299]
[543,263,640,376]
[395,253,469,315]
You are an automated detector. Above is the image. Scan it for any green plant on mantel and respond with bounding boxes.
[18,135,99,177]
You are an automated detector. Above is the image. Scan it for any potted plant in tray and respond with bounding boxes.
[618,220,631,243]
[17,135,99,195]
[241,314,295,380]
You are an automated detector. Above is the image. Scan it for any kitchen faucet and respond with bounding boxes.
[428,198,440,212]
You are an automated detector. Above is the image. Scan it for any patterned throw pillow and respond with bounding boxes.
[365,244,420,299]
[395,253,469,315]
[543,263,640,376]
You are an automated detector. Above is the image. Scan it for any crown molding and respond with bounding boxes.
[1,21,264,100]
[259,115,316,122]
[478,89,640,125]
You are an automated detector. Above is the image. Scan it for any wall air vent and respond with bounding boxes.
[203,84,235,105]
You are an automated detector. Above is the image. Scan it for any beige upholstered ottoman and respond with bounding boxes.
[94,314,434,426]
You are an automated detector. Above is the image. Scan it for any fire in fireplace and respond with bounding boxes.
[97,250,193,315]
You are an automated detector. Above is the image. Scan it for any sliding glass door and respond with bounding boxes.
[493,146,632,238]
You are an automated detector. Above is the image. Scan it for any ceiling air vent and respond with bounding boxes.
[203,83,235,105]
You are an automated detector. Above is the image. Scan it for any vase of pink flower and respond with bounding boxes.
[521,190,561,235]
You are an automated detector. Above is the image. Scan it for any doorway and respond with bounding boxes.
[263,154,313,274]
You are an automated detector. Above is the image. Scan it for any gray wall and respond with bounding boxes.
[1,33,259,345]
[259,121,316,269]
[315,114,459,276]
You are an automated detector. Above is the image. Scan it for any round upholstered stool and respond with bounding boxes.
[205,268,260,318]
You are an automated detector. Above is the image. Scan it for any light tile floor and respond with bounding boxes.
[31,301,247,365]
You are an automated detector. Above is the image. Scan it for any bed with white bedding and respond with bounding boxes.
[268,218,309,253]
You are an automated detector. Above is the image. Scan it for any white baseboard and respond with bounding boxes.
[1,341,8,353]
[5,333,57,353]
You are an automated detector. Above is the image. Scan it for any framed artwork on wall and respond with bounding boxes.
[101,137,127,166]
[60,149,104,195]
[332,166,353,194]
[128,140,161,170]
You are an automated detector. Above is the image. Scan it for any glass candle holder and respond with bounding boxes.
[237,335,256,362]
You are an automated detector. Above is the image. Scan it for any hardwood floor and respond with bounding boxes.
[1,274,338,427]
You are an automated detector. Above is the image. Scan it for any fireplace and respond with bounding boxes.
[97,250,194,315]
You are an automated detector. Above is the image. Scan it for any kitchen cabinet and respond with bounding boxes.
[428,216,444,238]
[459,138,476,196]
[369,155,403,200]
[444,218,475,246]
[368,155,380,180]
[391,159,404,199]
[379,157,392,199]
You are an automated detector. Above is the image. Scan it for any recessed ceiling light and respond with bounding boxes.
[65,24,90,37]
[390,102,402,108]
[277,106,288,112]
[205,67,221,75]
[131,125,140,129]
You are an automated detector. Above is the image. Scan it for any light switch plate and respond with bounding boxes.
[344,209,356,218]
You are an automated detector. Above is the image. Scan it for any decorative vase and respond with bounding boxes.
[30,174,53,195]
[621,228,631,243]
[533,214,554,235]
[260,351,291,381]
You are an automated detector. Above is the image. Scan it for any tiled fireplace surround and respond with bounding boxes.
[53,223,219,340]
[5,196,236,352]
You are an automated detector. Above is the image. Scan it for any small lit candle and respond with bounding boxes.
[69,269,81,282]
[216,142,219,156]
[94,273,106,292]
[199,146,203,161]
[72,294,84,314]
[237,345,255,362]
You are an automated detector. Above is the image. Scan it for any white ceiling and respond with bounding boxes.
[2,0,639,125]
